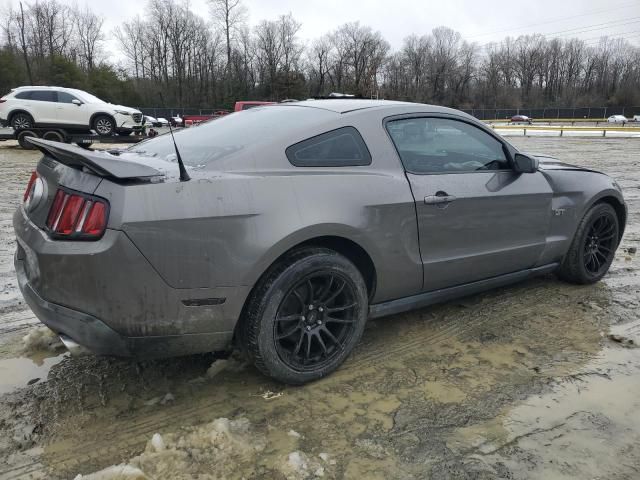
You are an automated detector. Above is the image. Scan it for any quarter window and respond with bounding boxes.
[386,118,509,174]
[29,91,56,102]
[286,127,371,167]
[15,91,32,100]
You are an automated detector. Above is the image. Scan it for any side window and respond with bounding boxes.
[57,92,79,104]
[286,127,371,167]
[30,91,56,102]
[15,91,32,100]
[386,118,509,174]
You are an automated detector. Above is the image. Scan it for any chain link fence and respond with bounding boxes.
[460,106,640,120]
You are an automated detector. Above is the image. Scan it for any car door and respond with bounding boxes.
[28,90,58,124]
[55,91,88,127]
[386,115,553,292]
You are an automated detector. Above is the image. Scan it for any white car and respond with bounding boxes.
[607,114,628,124]
[0,86,143,136]
[155,117,169,126]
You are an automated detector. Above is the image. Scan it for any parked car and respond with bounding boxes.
[155,117,170,127]
[607,114,628,124]
[234,101,276,111]
[510,114,532,124]
[170,115,183,127]
[15,100,626,384]
[144,115,159,127]
[0,86,143,136]
[631,115,640,123]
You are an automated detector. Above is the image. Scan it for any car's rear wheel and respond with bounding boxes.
[557,203,619,284]
[11,112,34,130]
[92,115,115,136]
[240,248,368,384]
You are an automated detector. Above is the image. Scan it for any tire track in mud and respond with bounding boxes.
[0,284,589,479]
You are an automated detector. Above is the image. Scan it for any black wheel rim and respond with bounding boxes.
[274,271,359,372]
[583,214,617,275]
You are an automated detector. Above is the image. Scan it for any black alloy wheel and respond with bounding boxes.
[274,272,358,371]
[557,202,619,284]
[240,247,368,384]
[583,213,617,276]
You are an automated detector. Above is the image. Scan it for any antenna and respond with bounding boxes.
[159,93,190,181]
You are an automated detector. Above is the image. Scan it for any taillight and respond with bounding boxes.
[0,98,6,103]
[23,171,38,202]
[45,189,109,240]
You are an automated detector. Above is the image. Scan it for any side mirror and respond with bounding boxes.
[513,153,539,173]
[72,99,82,106]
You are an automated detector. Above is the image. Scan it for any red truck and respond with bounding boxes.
[234,101,276,111]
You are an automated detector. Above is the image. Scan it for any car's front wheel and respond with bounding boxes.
[240,248,368,384]
[557,203,619,284]
[11,112,34,130]
[92,115,115,136]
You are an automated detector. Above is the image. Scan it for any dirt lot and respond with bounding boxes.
[0,137,638,479]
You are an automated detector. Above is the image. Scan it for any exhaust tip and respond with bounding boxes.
[59,334,90,356]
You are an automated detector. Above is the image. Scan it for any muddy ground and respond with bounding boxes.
[0,137,638,479]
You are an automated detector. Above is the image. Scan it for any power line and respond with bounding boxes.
[465,2,639,39]
[545,17,640,37]
[552,18,640,38]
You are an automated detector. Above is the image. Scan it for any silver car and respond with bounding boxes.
[14,100,626,384]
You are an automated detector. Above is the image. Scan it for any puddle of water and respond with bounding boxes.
[0,353,68,395]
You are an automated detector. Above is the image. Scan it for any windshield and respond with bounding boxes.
[71,89,106,104]
[126,106,335,167]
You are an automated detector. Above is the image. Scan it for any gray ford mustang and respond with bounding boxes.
[14,100,626,384]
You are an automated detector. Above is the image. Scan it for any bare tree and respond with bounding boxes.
[208,0,247,69]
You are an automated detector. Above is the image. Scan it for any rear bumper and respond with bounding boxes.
[16,271,234,358]
[13,207,248,358]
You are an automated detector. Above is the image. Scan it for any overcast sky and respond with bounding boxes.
[2,0,639,62]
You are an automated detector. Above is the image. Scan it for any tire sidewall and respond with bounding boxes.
[255,253,368,384]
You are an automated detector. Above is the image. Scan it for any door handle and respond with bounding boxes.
[424,192,457,205]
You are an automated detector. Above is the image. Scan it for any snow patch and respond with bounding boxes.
[21,326,63,353]
[74,417,333,479]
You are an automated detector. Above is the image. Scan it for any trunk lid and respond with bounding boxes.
[24,138,171,230]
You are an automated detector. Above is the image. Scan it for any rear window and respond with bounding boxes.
[286,127,371,167]
[30,91,56,102]
[127,106,336,167]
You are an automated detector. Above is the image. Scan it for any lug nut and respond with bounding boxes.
[306,326,311,331]
[318,307,324,312]
[308,304,314,310]
[317,320,322,325]
[301,316,306,321]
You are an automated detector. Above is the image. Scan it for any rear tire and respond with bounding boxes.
[17,130,38,149]
[11,112,34,130]
[557,203,619,284]
[42,130,64,143]
[239,248,368,384]
[92,115,115,136]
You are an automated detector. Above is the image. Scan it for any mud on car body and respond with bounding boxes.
[13,100,626,384]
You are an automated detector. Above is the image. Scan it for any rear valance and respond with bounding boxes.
[28,137,163,180]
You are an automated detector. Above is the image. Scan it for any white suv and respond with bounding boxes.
[0,86,143,136]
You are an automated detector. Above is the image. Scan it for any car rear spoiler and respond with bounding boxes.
[27,137,163,180]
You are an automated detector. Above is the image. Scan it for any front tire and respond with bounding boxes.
[557,203,619,284]
[92,115,115,136]
[240,248,368,384]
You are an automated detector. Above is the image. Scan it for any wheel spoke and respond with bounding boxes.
[292,289,306,308]
[316,332,328,356]
[326,302,357,313]
[325,315,355,324]
[276,314,302,322]
[305,332,312,360]
[323,280,345,305]
[292,331,305,357]
[321,327,341,347]
[276,324,301,340]
[306,279,315,304]
[317,276,334,303]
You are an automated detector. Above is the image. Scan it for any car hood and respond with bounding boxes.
[533,154,605,175]
[112,104,141,114]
